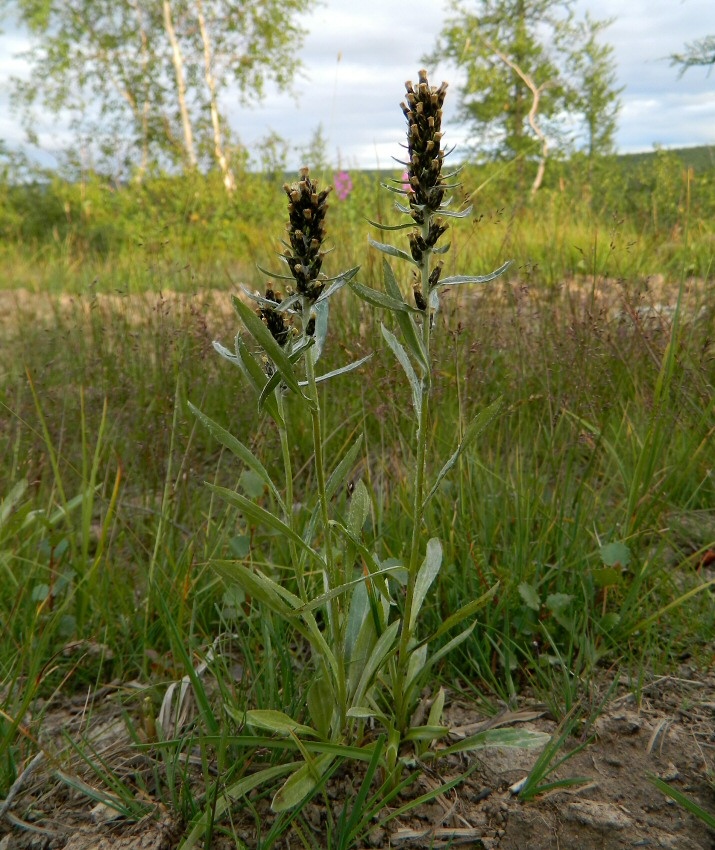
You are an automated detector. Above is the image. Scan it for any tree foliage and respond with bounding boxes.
[0,0,314,180]
[427,0,622,188]
[671,35,715,77]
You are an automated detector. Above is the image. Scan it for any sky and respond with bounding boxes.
[0,0,713,171]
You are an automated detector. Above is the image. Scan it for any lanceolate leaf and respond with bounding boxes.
[382,259,428,373]
[299,354,373,386]
[419,584,499,646]
[364,217,414,232]
[235,335,285,429]
[349,281,413,313]
[409,538,443,632]
[207,485,324,569]
[182,763,299,849]
[381,325,422,423]
[244,710,318,738]
[435,728,550,758]
[272,752,335,812]
[188,402,286,513]
[368,237,418,266]
[352,619,400,707]
[423,398,503,508]
[437,261,512,288]
[315,265,360,303]
[231,294,309,403]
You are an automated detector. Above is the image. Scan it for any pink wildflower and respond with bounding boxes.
[333,170,353,200]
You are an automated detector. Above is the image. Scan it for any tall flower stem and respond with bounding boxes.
[275,392,307,603]
[396,216,435,733]
[303,339,347,734]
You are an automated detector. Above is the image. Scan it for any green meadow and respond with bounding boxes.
[1,145,714,845]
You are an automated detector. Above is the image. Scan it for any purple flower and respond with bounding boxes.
[401,171,414,195]
[333,170,353,201]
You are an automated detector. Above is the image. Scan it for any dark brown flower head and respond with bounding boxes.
[282,167,330,303]
[401,70,448,218]
[257,287,290,347]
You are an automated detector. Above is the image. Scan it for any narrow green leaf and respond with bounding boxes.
[235,335,285,428]
[272,752,335,812]
[409,538,442,632]
[368,237,418,266]
[437,261,512,287]
[348,479,371,537]
[188,403,285,512]
[182,763,299,850]
[349,280,413,313]
[231,294,307,402]
[245,710,318,738]
[382,258,428,372]
[352,619,400,707]
[364,217,414,231]
[418,583,499,646]
[423,398,503,508]
[649,776,715,829]
[207,485,324,568]
[382,324,422,423]
[436,728,550,758]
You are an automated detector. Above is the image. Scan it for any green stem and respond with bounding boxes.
[304,327,347,734]
[395,217,434,732]
[276,391,306,602]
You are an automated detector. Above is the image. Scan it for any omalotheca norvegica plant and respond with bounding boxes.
[190,74,545,815]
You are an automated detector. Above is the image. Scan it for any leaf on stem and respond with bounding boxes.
[422,398,503,508]
[381,324,422,424]
[188,403,286,513]
[231,294,310,405]
[436,261,513,288]
[272,751,336,812]
[382,259,428,373]
[368,237,418,266]
[244,710,319,738]
[349,280,415,313]
[409,538,443,632]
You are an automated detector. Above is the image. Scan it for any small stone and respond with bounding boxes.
[564,800,633,830]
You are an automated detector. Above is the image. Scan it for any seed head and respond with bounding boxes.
[282,167,330,303]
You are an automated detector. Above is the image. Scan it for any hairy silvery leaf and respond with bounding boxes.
[349,280,415,313]
[208,485,323,569]
[436,261,512,288]
[381,325,422,423]
[352,619,400,708]
[435,728,550,758]
[382,259,428,373]
[307,675,334,740]
[409,538,443,632]
[347,479,371,538]
[368,237,418,266]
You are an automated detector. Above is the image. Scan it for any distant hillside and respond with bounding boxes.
[616,144,715,171]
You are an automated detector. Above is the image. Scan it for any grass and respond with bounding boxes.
[1,157,714,844]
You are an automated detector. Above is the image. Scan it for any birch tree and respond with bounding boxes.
[1,0,314,181]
